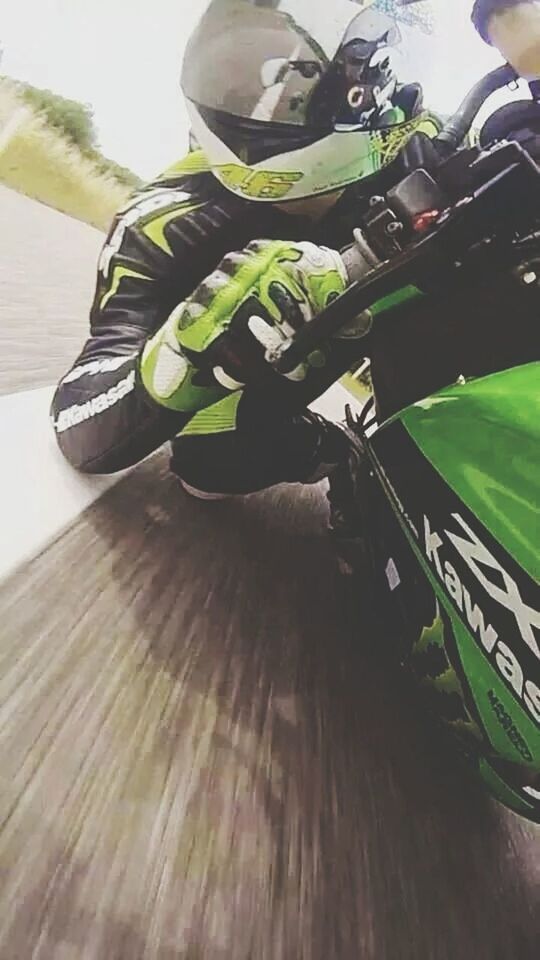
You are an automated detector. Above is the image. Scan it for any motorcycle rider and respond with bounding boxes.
[51,0,472,499]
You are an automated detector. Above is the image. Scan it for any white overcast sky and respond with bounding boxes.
[0,0,521,179]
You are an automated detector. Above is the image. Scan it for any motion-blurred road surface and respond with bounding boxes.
[0,185,538,959]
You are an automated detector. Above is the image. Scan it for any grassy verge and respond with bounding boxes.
[0,84,131,231]
[341,371,371,404]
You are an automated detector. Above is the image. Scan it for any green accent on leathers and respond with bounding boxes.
[179,391,242,435]
[100,266,152,310]
[157,150,212,180]
[141,202,202,255]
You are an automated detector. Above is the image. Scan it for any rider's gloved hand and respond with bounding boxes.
[140,239,347,411]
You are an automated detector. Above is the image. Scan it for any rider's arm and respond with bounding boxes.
[50,168,261,473]
[51,164,365,474]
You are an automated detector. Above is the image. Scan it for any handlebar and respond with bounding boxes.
[269,64,525,378]
[436,63,518,152]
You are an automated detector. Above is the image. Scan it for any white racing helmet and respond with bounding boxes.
[181,0,439,201]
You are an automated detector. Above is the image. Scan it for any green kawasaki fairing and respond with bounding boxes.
[369,362,540,819]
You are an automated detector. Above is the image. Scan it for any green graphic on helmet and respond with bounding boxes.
[181,0,438,201]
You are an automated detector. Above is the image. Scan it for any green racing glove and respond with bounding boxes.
[140,239,348,412]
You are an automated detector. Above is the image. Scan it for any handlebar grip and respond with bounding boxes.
[436,63,518,152]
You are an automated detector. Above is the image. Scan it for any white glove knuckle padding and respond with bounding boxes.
[247,239,270,254]
[178,301,206,326]
[206,270,230,292]
[221,251,250,272]
[296,241,333,271]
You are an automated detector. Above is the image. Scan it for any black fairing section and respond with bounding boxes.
[367,258,540,422]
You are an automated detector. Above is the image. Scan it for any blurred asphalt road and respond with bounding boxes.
[0,184,103,396]
[0,185,538,959]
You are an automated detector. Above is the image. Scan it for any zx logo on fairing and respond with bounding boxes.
[423,513,540,725]
[446,514,540,661]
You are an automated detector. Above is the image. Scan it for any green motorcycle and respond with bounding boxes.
[269,64,540,822]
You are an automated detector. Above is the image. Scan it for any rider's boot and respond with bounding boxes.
[173,410,355,501]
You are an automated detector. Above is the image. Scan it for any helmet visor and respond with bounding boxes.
[182,1,433,130]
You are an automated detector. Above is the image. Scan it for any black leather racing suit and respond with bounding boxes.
[51,154,367,493]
